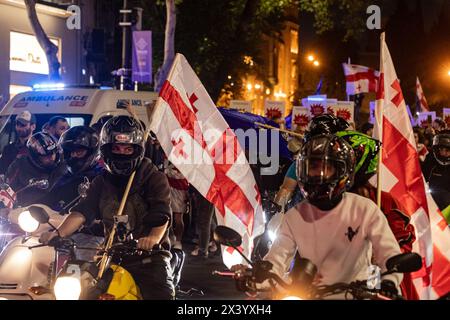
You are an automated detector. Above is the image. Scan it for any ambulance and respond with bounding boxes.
[0,85,158,151]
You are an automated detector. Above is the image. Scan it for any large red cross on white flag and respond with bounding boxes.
[375,33,450,299]
[150,54,265,269]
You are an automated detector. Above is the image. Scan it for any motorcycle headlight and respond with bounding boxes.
[282,296,303,300]
[54,276,81,300]
[18,210,39,233]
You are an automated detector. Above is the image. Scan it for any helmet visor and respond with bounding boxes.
[297,156,347,185]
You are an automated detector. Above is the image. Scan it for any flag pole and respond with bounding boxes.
[376,33,385,209]
[96,58,172,279]
[255,122,303,138]
[347,57,351,101]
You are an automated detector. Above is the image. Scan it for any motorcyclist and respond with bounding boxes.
[274,114,350,209]
[421,131,450,221]
[6,132,66,206]
[236,134,403,298]
[38,126,105,260]
[336,130,418,299]
[0,111,36,174]
[39,116,174,300]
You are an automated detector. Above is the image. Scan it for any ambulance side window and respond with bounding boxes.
[65,117,85,127]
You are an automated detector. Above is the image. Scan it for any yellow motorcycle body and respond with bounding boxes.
[105,264,142,300]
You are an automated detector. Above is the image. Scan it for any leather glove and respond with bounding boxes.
[380,280,399,299]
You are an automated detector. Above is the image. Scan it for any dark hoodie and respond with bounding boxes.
[71,158,172,245]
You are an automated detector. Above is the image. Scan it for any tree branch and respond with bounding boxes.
[24,0,61,80]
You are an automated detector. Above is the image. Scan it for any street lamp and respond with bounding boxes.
[447,70,450,76]
[307,55,315,62]
[313,60,320,67]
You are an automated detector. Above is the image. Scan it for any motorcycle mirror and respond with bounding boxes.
[386,252,423,274]
[213,226,242,248]
[28,206,50,224]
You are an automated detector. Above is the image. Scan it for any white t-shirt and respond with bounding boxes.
[264,192,403,288]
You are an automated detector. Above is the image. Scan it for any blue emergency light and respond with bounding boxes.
[32,83,66,90]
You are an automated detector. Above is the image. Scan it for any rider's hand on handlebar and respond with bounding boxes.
[39,231,58,245]
[380,280,399,299]
[230,264,249,276]
[137,236,159,251]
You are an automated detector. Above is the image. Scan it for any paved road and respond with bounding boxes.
[177,244,247,300]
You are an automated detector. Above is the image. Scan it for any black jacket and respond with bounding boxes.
[6,157,67,207]
[71,158,172,245]
[0,141,28,175]
[422,153,450,210]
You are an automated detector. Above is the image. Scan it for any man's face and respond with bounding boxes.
[15,121,35,139]
[50,120,70,139]
[111,144,134,155]
[438,146,450,158]
[39,153,56,167]
[70,148,88,159]
[414,133,419,145]
[306,159,337,180]
[366,128,374,137]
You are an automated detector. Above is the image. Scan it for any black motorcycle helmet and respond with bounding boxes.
[27,132,61,171]
[432,132,450,166]
[296,134,356,210]
[100,116,145,176]
[303,114,350,142]
[59,126,100,174]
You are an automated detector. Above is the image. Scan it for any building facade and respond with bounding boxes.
[241,10,300,116]
[0,0,95,108]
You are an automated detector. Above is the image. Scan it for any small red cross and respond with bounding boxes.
[171,138,188,159]
[391,79,404,107]
[188,93,199,114]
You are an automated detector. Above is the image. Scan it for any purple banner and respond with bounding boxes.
[132,31,152,83]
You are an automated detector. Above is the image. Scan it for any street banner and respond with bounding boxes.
[132,31,152,83]
[291,106,310,132]
[327,101,355,123]
[264,100,285,119]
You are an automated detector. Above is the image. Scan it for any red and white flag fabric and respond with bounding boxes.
[150,54,265,269]
[374,33,450,299]
[0,186,16,209]
[416,77,430,112]
[342,63,380,95]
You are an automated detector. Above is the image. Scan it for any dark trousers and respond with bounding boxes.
[195,194,216,253]
[125,251,175,300]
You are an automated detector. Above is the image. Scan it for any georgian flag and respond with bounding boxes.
[342,63,380,95]
[150,54,265,268]
[416,77,430,112]
[374,33,450,299]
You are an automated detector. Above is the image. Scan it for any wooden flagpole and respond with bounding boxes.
[376,33,385,209]
[254,122,303,138]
